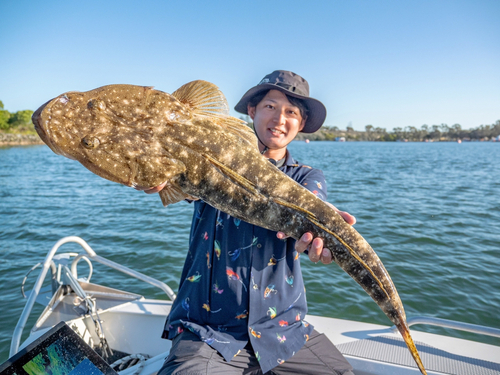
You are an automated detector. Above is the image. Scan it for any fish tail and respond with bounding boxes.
[273,197,427,373]
[397,323,427,375]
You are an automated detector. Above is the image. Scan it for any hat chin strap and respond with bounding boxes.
[254,127,269,155]
[253,126,280,155]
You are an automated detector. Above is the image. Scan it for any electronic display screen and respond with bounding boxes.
[0,322,118,375]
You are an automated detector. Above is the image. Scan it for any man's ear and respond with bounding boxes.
[247,104,256,120]
[298,116,307,132]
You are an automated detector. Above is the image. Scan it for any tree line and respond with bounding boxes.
[0,101,34,132]
[1,100,498,142]
[295,121,500,142]
[240,114,500,142]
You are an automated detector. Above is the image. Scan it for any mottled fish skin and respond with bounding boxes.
[32,81,427,374]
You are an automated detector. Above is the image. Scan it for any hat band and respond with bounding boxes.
[263,81,308,97]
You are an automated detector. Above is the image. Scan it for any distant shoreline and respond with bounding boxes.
[1,134,499,147]
[0,133,44,146]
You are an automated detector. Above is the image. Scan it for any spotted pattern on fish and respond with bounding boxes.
[32,80,427,374]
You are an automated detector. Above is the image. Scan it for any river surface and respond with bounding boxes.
[1,141,499,362]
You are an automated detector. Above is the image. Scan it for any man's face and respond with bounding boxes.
[248,90,306,152]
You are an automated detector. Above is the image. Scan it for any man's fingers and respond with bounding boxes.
[326,201,356,225]
[320,248,333,264]
[134,181,167,194]
[326,202,339,211]
[276,232,289,240]
[294,232,332,264]
[295,232,313,253]
[290,201,356,263]
[339,211,356,225]
[308,237,323,263]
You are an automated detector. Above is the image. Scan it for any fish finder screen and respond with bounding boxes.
[0,322,117,375]
[22,339,104,375]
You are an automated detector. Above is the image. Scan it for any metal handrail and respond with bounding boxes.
[390,316,500,338]
[10,236,176,356]
[71,253,176,301]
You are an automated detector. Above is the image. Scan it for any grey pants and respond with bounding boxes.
[158,330,355,375]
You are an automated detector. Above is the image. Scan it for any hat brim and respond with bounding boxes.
[234,84,327,134]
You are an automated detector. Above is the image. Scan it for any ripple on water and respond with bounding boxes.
[1,142,500,362]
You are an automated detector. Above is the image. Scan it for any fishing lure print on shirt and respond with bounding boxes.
[228,236,258,261]
[226,267,248,292]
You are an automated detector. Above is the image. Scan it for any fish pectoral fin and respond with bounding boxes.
[202,154,260,196]
[173,80,258,149]
[158,182,196,207]
[131,154,188,207]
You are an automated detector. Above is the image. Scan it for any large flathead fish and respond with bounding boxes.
[33,80,427,374]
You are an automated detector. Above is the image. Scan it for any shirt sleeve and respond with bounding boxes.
[299,167,328,202]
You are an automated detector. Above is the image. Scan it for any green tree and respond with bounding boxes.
[440,123,449,136]
[492,120,500,137]
[393,127,403,140]
[0,108,10,130]
[449,124,462,140]
[381,133,397,141]
[364,125,375,141]
[429,125,441,140]
[8,110,34,128]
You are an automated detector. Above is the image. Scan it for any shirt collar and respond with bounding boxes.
[283,149,297,166]
[268,149,298,169]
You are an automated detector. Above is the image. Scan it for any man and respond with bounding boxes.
[156,71,356,374]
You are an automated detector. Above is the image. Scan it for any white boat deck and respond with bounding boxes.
[307,314,500,375]
[64,298,500,375]
[11,237,500,375]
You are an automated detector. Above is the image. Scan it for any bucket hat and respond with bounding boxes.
[234,70,327,133]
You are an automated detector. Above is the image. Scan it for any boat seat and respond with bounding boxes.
[337,335,500,375]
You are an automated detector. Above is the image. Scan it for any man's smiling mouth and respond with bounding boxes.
[269,127,286,135]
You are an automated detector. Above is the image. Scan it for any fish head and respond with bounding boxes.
[32,85,190,189]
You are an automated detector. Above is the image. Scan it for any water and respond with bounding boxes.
[1,141,499,362]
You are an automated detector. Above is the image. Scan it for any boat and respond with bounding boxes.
[7,236,500,375]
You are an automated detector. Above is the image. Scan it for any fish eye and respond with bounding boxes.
[81,136,100,149]
[87,99,106,111]
[59,95,69,104]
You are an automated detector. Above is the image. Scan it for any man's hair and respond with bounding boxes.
[248,89,309,119]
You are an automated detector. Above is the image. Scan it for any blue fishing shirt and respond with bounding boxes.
[162,150,328,373]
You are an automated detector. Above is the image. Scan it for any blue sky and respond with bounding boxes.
[1,0,498,131]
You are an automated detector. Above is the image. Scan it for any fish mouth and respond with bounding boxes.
[32,99,60,153]
[33,96,78,158]
[32,95,80,159]
[32,100,50,139]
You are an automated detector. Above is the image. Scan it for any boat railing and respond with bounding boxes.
[390,316,500,338]
[10,236,176,357]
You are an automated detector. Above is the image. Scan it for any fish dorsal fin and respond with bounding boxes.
[214,116,258,148]
[172,80,230,117]
[173,80,258,149]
